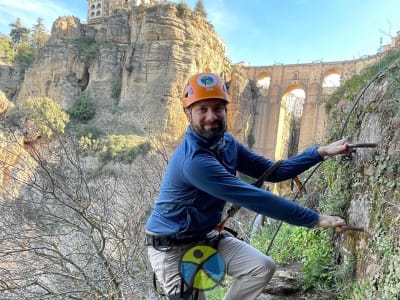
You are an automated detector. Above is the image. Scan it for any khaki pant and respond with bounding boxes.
[147,235,276,300]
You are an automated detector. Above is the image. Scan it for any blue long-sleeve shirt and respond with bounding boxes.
[146,126,323,238]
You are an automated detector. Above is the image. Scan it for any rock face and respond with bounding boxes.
[0,65,20,100]
[14,4,253,144]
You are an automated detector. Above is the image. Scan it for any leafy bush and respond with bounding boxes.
[77,125,101,139]
[176,3,190,18]
[67,92,95,122]
[0,36,15,64]
[15,42,34,68]
[27,97,70,138]
[73,37,99,65]
[182,40,193,47]
[252,222,336,291]
[99,134,151,163]
[145,6,158,13]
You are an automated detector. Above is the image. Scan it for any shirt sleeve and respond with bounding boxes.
[236,143,324,182]
[183,153,319,228]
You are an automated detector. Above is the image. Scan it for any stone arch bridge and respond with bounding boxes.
[244,54,381,159]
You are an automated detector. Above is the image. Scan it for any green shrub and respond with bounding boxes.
[252,222,336,291]
[15,42,34,68]
[145,6,157,13]
[67,92,95,122]
[0,36,15,64]
[27,97,70,138]
[176,3,190,18]
[73,37,99,65]
[99,134,151,163]
[182,40,193,47]
[77,125,101,139]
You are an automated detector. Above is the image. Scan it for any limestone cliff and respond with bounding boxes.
[14,4,252,144]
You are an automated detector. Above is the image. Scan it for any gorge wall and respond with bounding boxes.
[12,4,254,146]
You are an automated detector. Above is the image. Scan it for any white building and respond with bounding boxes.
[87,0,153,24]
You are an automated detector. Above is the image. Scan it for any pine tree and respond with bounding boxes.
[9,18,30,45]
[194,0,207,18]
[31,18,49,48]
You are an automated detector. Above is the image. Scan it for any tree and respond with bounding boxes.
[0,35,14,64]
[0,122,166,298]
[194,0,207,18]
[67,92,96,122]
[9,18,30,45]
[14,42,34,69]
[31,17,49,48]
[26,96,70,139]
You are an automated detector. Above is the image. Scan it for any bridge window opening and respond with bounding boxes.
[256,72,271,96]
[276,88,305,162]
[285,89,305,119]
[323,73,341,87]
[257,76,271,89]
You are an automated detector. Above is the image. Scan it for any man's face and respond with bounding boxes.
[185,99,227,141]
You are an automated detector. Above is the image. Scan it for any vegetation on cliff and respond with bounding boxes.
[251,49,400,298]
[0,18,49,69]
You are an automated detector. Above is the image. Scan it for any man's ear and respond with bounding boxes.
[184,108,191,123]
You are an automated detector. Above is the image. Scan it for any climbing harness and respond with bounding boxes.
[149,160,286,299]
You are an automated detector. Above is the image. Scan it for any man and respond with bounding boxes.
[146,72,349,300]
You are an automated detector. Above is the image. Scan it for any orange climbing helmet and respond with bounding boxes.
[182,72,230,108]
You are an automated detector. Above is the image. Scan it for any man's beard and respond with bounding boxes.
[193,120,226,142]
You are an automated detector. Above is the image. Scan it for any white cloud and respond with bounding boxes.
[0,0,85,34]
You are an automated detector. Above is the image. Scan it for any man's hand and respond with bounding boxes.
[316,214,346,229]
[317,138,355,158]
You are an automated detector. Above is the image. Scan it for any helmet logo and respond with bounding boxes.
[197,74,217,88]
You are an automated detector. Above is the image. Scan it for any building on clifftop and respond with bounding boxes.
[87,0,157,25]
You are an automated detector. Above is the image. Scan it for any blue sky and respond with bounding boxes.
[1,0,399,66]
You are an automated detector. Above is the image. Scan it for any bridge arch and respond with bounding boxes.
[323,68,341,87]
[275,83,306,159]
[245,54,381,160]
[256,71,271,95]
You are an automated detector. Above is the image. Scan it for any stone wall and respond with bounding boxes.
[246,55,381,159]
